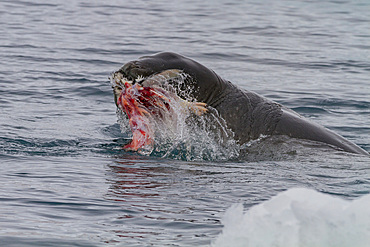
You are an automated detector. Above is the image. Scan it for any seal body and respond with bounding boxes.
[115,52,368,155]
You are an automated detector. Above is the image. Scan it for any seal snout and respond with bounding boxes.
[115,62,136,82]
[117,60,155,83]
[111,60,152,107]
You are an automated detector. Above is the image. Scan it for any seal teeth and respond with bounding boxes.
[134,75,145,85]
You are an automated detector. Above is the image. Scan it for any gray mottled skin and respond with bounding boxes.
[115,52,368,155]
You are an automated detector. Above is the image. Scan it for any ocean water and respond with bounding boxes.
[1,0,369,246]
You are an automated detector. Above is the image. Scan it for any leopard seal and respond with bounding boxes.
[113,52,368,155]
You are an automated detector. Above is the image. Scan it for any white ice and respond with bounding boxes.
[212,188,370,247]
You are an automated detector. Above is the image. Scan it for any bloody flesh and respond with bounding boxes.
[117,81,172,151]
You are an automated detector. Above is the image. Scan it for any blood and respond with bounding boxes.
[117,82,172,151]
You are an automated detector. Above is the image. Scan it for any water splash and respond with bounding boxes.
[112,72,240,161]
[151,106,240,161]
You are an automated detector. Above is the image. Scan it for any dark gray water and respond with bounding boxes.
[1,0,369,246]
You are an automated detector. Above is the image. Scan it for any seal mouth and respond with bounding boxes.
[110,69,207,153]
[110,69,185,107]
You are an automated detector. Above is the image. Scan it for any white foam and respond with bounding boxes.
[212,188,370,247]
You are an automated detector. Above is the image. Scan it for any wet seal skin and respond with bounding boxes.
[113,52,369,155]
